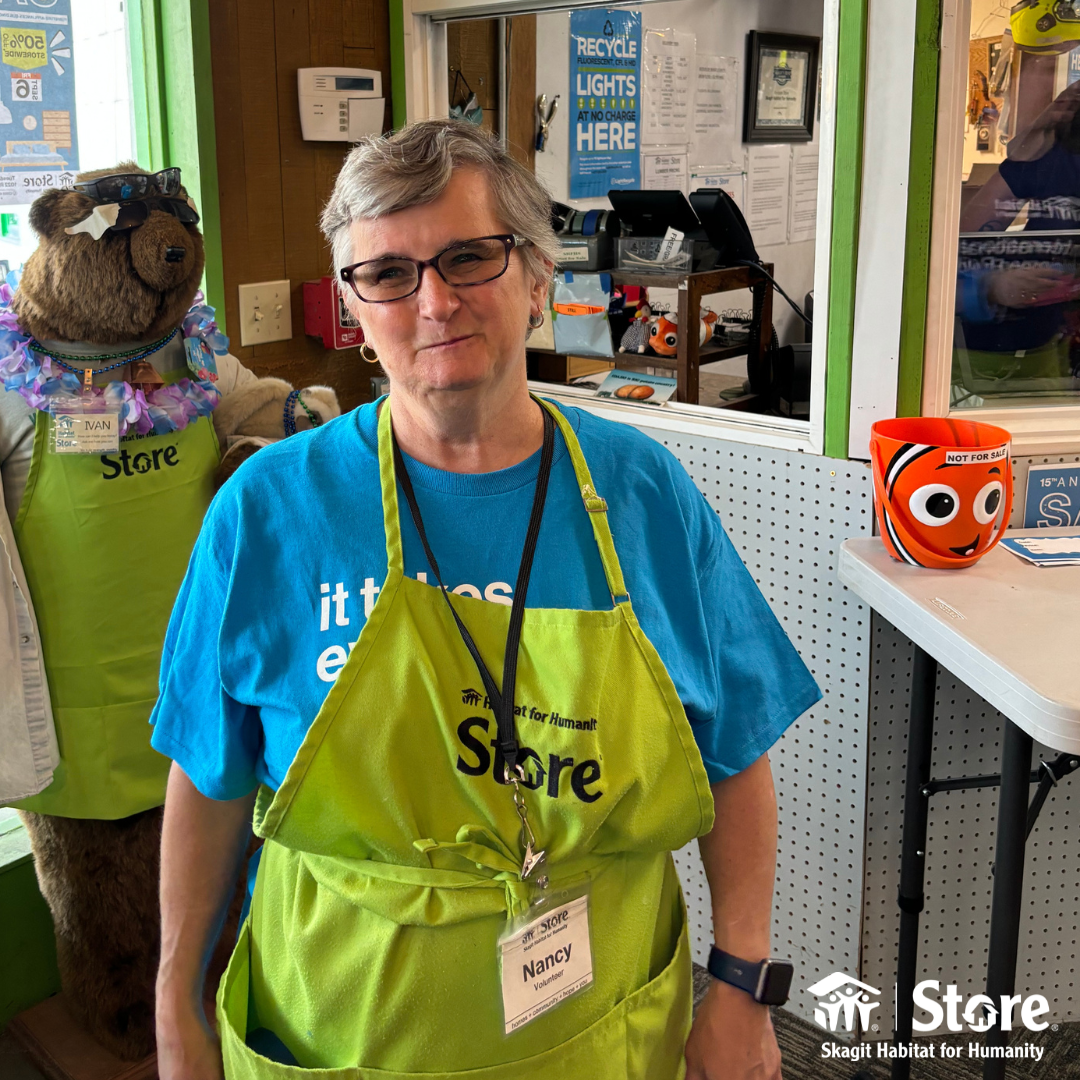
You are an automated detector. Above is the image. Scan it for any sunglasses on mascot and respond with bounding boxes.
[107,197,200,232]
[73,166,183,203]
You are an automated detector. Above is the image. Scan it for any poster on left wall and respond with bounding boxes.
[0,0,77,205]
[568,9,641,199]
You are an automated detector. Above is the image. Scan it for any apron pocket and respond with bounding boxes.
[218,906,692,1080]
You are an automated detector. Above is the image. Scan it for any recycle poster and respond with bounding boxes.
[569,9,640,199]
[0,0,77,205]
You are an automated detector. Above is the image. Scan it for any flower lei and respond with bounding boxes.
[0,286,228,437]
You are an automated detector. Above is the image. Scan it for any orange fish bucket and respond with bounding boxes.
[868,417,1013,569]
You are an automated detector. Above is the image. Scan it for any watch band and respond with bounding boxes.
[707,946,793,1006]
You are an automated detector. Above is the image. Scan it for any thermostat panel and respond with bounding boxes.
[298,67,384,142]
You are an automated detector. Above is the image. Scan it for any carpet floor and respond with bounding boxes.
[691,965,1080,1079]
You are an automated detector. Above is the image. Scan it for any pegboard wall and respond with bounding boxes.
[633,426,875,1030]
[861,450,1080,1039]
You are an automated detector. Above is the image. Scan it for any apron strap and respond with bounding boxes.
[376,399,405,575]
[536,398,631,606]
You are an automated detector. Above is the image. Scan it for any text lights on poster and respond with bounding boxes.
[569,10,641,199]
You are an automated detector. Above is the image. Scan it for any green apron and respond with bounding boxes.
[12,405,219,819]
[217,398,716,1079]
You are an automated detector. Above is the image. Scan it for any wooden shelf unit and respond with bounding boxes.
[609,263,774,405]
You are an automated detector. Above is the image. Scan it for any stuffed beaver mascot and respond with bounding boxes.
[0,164,338,1062]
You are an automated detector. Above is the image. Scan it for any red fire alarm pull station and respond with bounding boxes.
[303,277,364,349]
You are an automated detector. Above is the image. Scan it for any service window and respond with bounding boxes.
[0,0,134,275]
[949,0,1080,412]
[435,0,826,431]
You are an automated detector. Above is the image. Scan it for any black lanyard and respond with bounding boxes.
[391,404,556,778]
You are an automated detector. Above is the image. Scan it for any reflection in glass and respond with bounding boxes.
[953,8,1080,409]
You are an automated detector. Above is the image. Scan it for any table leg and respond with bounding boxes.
[892,645,937,1080]
[982,720,1033,1080]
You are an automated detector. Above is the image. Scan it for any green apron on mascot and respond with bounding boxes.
[12,370,218,819]
[216,398,716,1079]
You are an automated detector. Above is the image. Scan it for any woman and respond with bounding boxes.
[153,121,819,1080]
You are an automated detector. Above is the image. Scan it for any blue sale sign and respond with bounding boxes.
[1024,463,1080,527]
[0,0,78,205]
[569,10,640,199]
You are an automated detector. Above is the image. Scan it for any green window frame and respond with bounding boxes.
[128,0,226,328]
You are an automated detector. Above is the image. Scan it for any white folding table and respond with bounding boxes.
[838,531,1080,1080]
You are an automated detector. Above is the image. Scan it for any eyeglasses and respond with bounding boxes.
[74,167,183,203]
[107,197,199,232]
[340,234,530,303]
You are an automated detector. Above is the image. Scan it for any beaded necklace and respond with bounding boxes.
[283,388,323,437]
[0,284,227,437]
[30,328,179,390]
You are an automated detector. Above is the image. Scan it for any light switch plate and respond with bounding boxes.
[238,279,292,346]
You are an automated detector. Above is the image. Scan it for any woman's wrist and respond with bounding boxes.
[155,967,207,1026]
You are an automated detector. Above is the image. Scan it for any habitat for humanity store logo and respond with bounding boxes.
[808,972,1052,1064]
[807,973,880,1032]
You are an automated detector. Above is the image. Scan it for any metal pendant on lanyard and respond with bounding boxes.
[391,401,556,884]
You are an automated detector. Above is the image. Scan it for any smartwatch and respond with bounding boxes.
[707,946,794,1006]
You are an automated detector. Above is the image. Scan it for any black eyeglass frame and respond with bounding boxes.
[74,166,183,203]
[339,233,531,303]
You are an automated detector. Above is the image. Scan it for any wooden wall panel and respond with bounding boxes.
[208,0,392,411]
[507,16,536,170]
[446,16,536,166]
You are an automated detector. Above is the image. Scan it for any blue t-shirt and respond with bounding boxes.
[150,401,820,797]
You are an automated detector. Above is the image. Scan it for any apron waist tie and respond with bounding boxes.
[287,824,607,925]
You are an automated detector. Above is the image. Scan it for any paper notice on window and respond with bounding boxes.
[642,28,694,145]
[691,55,739,168]
[643,149,689,194]
[745,145,790,248]
[690,170,746,211]
[788,146,819,243]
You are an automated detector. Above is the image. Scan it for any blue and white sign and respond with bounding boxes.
[569,10,640,200]
[0,0,77,205]
[1069,46,1080,86]
[1023,463,1080,527]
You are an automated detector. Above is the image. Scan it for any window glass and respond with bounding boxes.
[447,1,824,421]
[0,0,134,277]
[953,1,1080,409]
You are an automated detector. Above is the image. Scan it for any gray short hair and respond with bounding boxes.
[321,120,560,290]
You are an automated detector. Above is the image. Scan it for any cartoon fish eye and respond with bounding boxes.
[907,484,960,526]
[973,480,1004,525]
[663,332,677,347]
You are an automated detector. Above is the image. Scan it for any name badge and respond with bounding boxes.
[52,407,120,454]
[499,893,593,1034]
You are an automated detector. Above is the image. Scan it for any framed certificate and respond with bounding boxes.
[744,31,819,143]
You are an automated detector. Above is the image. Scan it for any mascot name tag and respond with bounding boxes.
[499,893,593,1034]
[51,404,121,454]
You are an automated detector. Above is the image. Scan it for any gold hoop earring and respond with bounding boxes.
[359,342,379,363]
[528,312,545,329]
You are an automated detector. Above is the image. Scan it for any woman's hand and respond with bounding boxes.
[986,267,1075,308]
[1007,80,1080,162]
[685,978,782,1080]
[156,1000,224,1080]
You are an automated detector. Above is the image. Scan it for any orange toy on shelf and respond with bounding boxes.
[646,310,717,357]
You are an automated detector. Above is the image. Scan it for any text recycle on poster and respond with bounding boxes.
[0,1,78,206]
[569,10,641,199]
